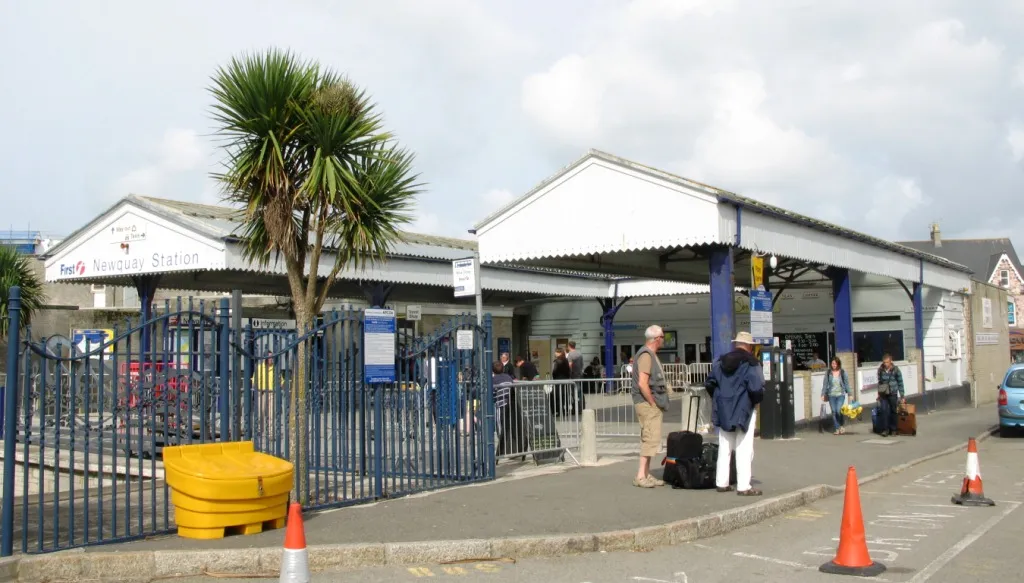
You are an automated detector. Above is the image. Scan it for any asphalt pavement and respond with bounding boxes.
[174,430,1024,583]
[105,406,997,553]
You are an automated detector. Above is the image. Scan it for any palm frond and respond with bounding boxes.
[0,246,46,339]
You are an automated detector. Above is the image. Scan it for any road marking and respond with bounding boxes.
[906,501,1021,583]
[733,552,816,570]
[407,567,435,577]
[475,563,501,573]
[631,572,687,583]
[442,566,467,575]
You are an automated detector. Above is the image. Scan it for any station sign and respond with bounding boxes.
[246,318,297,330]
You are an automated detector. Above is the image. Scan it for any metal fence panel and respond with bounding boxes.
[495,380,580,462]
[1,295,497,556]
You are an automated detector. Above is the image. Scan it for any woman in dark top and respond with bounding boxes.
[552,349,572,380]
[551,349,573,416]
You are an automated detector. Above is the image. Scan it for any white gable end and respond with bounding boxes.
[477,158,722,263]
[45,203,227,282]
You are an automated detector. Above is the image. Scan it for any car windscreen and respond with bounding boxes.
[1005,369,1024,388]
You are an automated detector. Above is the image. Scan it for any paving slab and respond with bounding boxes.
[99,405,995,553]
[182,426,1024,583]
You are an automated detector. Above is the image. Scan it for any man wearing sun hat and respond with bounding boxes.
[704,331,765,497]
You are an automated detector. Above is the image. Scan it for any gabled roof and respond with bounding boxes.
[898,238,1022,284]
[475,149,970,275]
[43,194,702,299]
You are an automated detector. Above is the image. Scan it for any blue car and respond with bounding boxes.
[998,363,1024,436]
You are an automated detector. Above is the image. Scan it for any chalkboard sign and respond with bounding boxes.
[514,384,563,464]
[777,332,831,370]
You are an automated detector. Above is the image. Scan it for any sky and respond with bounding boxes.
[1,0,1023,251]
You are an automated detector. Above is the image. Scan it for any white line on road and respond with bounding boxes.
[906,501,1022,583]
[733,552,893,581]
[732,552,815,570]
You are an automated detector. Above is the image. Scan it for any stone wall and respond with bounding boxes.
[967,281,1011,405]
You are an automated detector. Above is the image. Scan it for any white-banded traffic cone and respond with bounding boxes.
[951,438,995,507]
[280,502,310,583]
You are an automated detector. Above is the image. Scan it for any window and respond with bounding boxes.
[853,330,905,364]
[1010,301,1017,326]
[947,328,962,360]
[1001,270,1010,288]
[1005,369,1024,389]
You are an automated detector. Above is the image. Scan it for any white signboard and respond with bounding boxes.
[456,329,474,350]
[364,308,397,383]
[108,217,148,244]
[247,318,297,330]
[975,333,999,346]
[452,258,477,298]
[982,298,993,329]
[405,305,422,321]
[44,210,225,281]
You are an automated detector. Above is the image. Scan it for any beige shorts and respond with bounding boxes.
[634,402,664,457]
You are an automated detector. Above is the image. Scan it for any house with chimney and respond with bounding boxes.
[900,224,1024,362]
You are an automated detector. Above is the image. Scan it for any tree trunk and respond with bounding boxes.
[290,308,312,504]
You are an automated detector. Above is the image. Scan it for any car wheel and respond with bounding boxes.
[999,427,1014,438]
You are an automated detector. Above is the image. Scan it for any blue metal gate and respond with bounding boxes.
[0,287,495,555]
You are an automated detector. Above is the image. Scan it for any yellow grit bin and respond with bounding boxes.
[162,441,294,540]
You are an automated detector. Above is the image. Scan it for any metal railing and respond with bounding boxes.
[495,380,580,463]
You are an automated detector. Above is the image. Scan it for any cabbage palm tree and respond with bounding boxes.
[209,49,420,501]
[0,245,45,340]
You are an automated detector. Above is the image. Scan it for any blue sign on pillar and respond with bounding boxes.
[750,290,774,344]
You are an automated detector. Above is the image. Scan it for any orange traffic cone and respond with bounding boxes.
[951,438,995,507]
[279,502,310,583]
[819,466,887,577]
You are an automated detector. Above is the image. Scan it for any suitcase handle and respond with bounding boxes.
[685,393,700,433]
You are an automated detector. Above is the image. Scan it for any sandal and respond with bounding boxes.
[737,488,763,497]
[648,476,665,487]
[716,486,735,493]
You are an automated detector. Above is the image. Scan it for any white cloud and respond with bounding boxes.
[111,128,208,198]
[409,212,443,236]
[482,188,515,207]
[519,2,1021,240]
[1008,125,1024,162]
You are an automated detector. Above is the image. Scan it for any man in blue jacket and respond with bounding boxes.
[705,331,765,497]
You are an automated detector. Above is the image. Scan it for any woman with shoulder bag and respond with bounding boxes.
[876,354,906,437]
[821,357,851,435]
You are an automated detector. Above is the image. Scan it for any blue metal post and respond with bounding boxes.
[131,275,162,355]
[830,268,854,355]
[218,298,230,441]
[483,314,495,478]
[600,297,628,391]
[2,287,22,557]
[708,247,736,361]
[914,275,925,394]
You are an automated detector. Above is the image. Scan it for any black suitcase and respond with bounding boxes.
[663,396,704,487]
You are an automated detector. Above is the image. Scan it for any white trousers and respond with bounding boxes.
[716,411,756,491]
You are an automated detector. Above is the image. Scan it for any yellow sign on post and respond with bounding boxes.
[751,256,764,291]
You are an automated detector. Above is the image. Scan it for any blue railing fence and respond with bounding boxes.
[0,287,494,555]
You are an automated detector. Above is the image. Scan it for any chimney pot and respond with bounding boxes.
[930,223,941,247]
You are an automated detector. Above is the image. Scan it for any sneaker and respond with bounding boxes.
[633,476,656,488]
[648,476,665,487]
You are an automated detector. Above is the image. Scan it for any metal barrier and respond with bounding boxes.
[1,292,495,555]
[495,379,580,463]
[687,363,713,388]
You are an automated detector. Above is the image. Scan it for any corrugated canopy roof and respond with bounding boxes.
[474,150,969,275]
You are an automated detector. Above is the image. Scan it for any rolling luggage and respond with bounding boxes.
[896,403,917,436]
[663,395,737,489]
[871,407,884,435]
